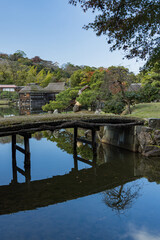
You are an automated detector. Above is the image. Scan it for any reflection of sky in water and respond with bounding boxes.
[124,225,160,240]
[0,135,160,239]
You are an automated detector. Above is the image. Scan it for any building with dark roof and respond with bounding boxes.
[43,82,65,101]
[19,82,65,115]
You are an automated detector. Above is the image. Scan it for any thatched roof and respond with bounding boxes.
[19,84,44,93]
[19,82,65,94]
[43,82,65,93]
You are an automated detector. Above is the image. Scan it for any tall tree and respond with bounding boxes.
[10,50,27,61]
[69,0,160,61]
[106,66,137,113]
[141,61,160,87]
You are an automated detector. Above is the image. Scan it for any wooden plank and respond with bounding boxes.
[77,137,92,145]
[16,145,26,154]
[16,167,25,176]
[77,156,93,166]
[19,133,31,138]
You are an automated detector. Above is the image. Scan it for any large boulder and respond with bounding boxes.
[154,130,160,145]
[148,118,160,129]
[137,130,155,152]
[53,109,58,114]
[73,104,80,112]
[143,145,160,157]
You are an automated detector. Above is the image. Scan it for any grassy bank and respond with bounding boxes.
[126,103,160,118]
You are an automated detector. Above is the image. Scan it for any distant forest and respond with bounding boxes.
[0,50,159,114]
[0,50,86,87]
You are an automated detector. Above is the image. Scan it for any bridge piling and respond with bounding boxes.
[73,125,98,171]
[11,133,31,184]
[12,135,17,184]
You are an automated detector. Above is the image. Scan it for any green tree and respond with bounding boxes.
[77,69,107,110]
[36,69,46,84]
[137,84,160,102]
[77,89,98,110]
[0,91,18,101]
[141,61,160,88]
[0,61,12,84]
[69,0,160,61]
[103,94,125,114]
[40,71,55,87]
[69,67,95,87]
[26,66,37,84]
[10,50,27,61]
[106,66,136,113]
[70,69,87,87]
[42,87,79,112]
[62,63,81,77]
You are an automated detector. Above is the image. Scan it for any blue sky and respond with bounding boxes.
[0,0,144,73]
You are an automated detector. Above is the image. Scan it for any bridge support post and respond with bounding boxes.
[92,129,97,173]
[73,125,98,171]
[11,133,31,184]
[73,127,78,171]
[24,134,30,167]
[12,135,17,184]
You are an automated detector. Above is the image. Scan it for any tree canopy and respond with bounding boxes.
[69,0,160,61]
[42,66,139,113]
[0,51,80,86]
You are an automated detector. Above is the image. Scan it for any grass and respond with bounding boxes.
[126,102,160,118]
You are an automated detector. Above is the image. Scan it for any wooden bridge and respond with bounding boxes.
[0,152,140,216]
[0,114,145,215]
[0,114,144,137]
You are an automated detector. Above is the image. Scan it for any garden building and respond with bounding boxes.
[19,83,46,115]
[0,85,17,92]
[19,82,65,115]
[43,82,65,101]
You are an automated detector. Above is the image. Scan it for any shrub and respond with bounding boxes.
[0,91,18,101]
[103,95,125,114]
[137,85,160,103]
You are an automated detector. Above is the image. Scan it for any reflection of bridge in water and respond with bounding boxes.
[1,128,157,216]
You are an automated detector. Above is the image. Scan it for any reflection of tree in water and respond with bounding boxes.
[0,135,24,144]
[42,130,94,160]
[0,106,19,117]
[43,130,74,154]
[32,131,44,141]
[103,182,141,213]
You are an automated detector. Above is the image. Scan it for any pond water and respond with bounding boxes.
[0,106,43,117]
[0,106,19,118]
[0,130,160,240]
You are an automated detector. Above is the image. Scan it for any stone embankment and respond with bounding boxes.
[136,119,160,157]
[100,118,160,157]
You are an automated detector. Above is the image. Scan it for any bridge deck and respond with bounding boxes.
[0,114,144,137]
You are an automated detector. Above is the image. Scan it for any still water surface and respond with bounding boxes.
[0,106,19,118]
[0,130,160,240]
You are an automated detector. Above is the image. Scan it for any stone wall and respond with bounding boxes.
[136,126,160,157]
[99,118,160,157]
[99,125,138,152]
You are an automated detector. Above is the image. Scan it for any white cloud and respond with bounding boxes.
[123,225,160,240]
